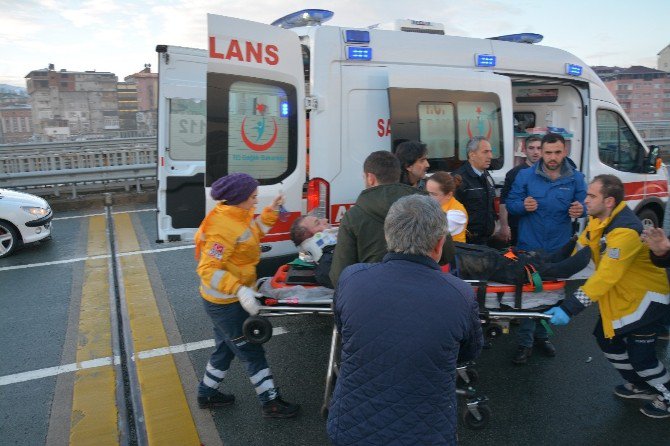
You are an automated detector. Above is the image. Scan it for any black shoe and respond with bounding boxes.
[198,392,235,409]
[512,346,532,364]
[534,339,556,357]
[262,397,300,418]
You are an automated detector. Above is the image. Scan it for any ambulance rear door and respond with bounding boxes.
[207,14,306,258]
[387,66,514,182]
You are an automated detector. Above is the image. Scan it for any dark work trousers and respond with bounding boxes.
[594,318,670,401]
[198,300,278,404]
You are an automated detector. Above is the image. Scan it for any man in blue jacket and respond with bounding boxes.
[506,133,587,364]
[327,195,483,446]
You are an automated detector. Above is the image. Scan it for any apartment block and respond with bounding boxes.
[659,44,670,72]
[593,65,670,121]
[25,66,119,140]
[125,65,158,133]
[0,105,32,144]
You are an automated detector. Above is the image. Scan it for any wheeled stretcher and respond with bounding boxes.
[243,264,563,429]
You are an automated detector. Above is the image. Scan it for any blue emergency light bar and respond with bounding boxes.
[345,30,370,43]
[488,33,543,44]
[347,46,373,61]
[475,54,496,67]
[271,9,334,29]
[565,63,583,76]
[280,101,289,117]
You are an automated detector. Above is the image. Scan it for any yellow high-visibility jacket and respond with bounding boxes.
[570,201,670,338]
[195,203,277,305]
[441,198,468,243]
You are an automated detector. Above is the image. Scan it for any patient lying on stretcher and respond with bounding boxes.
[289,216,591,289]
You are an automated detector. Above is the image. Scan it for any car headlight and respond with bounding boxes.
[21,206,50,217]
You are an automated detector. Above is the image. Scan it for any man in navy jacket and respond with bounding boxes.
[327,195,483,445]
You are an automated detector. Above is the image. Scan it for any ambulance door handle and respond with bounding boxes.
[261,245,272,253]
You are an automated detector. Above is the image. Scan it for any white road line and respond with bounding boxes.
[0,328,288,386]
[0,245,195,272]
[52,208,157,221]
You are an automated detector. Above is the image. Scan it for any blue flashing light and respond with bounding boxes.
[346,46,372,61]
[475,54,496,68]
[271,9,334,29]
[488,33,543,44]
[280,101,289,117]
[565,63,583,76]
[345,30,370,43]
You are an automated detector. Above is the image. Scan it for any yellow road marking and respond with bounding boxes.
[70,216,118,445]
[114,213,200,445]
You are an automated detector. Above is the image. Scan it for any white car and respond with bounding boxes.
[0,188,53,258]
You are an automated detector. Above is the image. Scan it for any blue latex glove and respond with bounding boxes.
[545,307,571,326]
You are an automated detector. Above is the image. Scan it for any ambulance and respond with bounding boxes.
[155,9,666,264]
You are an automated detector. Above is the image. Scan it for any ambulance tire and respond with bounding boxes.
[637,208,659,228]
[243,316,273,344]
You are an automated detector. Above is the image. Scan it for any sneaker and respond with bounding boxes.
[640,396,670,419]
[262,397,300,418]
[198,391,236,409]
[534,339,556,357]
[512,346,532,364]
[613,383,658,401]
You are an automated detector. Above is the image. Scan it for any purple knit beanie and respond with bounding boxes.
[210,173,259,204]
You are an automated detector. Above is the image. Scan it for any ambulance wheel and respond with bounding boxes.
[457,368,479,387]
[462,404,491,430]
[243,316,273,344]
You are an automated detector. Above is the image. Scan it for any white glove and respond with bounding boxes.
[236,286,262,316]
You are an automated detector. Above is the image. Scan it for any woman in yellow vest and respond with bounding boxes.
[194,172,299,418]
[426,171,468,243]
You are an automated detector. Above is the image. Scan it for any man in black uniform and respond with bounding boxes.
[454,137,496,245]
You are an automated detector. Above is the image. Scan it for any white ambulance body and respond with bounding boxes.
[155,10,666,262]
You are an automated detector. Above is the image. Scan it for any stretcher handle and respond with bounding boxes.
[258,305,334,313]
[486,311,552,320]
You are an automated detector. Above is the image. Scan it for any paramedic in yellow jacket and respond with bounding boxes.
[546,174,670,419]
[425,171,468,243]
[195,172,299,418]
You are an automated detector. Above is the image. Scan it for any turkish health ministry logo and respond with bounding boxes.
[240,102,278,152]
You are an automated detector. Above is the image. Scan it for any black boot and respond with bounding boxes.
[512,346,532,364]
[534,339,557,357]
[262,397,300,418]
[198,391,235,409]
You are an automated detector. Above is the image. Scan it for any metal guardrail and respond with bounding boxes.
[0,138,158,198]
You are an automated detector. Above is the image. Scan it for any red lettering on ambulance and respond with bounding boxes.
[226,39,244,61]
[209,36,224,59]
[377,119,391,137]
[246,41,263,63]
[265,45,279,65]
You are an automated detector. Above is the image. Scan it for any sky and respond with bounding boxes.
[1,0,669,88]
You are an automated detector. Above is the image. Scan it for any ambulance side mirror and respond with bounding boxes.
[645,145,660,174]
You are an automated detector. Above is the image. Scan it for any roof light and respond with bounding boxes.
[488,33,543,44]
[271,9,334,29]
[345,30,370,43]
[347,46,373,61]
[475,54,496,67]
[565,63,583,76]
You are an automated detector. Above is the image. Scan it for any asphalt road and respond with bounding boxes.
[1,201,669,445]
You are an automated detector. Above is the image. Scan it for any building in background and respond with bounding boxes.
[117,82,138,131]
[124,65,158,135]
[25,65,119,141]
[659,44,670,73]
[0,105,32,144]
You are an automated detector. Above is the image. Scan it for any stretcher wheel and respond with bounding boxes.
[485,326,502,339]
[243,316,273,344]
[457,368,479,387]
[462,404,491,430]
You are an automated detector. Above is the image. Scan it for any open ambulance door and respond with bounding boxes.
[206,15,306,257]
[156,45,208,243]
[387,66,513,176]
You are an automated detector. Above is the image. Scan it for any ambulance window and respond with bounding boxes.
[457,101,503,170]
[168,98,206,161]
[206,74,298,186]
[596,109,643,173]
[418,103,456,159]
